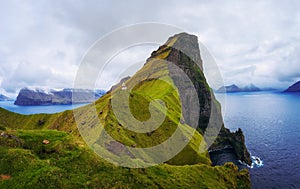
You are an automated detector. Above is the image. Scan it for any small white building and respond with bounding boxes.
[121,82,127,90]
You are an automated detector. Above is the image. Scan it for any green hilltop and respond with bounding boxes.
[0,33,251,188]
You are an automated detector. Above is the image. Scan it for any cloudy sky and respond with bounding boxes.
[0,0,300,97]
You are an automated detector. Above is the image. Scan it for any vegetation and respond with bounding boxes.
[0,129,250,188]
[0,33,250,188]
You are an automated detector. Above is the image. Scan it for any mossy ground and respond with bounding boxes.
[0,129,250,189]
[0,79,249,189]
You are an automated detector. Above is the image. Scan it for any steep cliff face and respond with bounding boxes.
[285,81,300,92]
[158,33,211,132]
[15,88,53,105]
[209,127,251,165]
[149,33,251,165]
[14,88,105,105]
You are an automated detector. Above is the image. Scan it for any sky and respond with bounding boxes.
[0,0,300,97]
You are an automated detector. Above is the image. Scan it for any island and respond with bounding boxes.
[284,81,300,92]
[14,88,106,105]
[216,84,261,93]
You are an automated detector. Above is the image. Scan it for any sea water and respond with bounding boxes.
[0,100,88,115]
[216,92,300,189]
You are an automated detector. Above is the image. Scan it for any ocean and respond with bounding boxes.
[0,101,88,115]
[216,92,300,189]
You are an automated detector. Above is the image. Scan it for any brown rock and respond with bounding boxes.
[0,174,11,180]
[42,139,50,145]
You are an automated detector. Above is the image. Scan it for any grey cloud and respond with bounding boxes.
[276,45,300,82]
[1,61,54,93]
[0,0,300,95]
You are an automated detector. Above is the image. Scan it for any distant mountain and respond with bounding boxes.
[243,84,261,92]
[0,94,13,101]
[14,88,106,106]
[216,84,241,93]
[284,81,300,92]
[216,84,261,93]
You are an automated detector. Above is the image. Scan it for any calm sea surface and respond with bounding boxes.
[1,92,299,188]
[216,92,300,189]
[0,101,88,115]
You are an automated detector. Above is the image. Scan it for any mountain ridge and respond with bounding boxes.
[216,84,261,93]
[14,87,106,105]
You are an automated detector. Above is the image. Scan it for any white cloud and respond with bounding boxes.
[0,0,300,97]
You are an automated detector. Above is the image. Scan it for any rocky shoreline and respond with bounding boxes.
[209,127,252,166]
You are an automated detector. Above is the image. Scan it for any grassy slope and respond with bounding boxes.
[0,36,250,188]
[0,129,250,189]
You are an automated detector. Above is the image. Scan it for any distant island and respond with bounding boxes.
[0,94,13,101]
[14,88,106,106]
[216,84,261,93]
[284,81,300,92]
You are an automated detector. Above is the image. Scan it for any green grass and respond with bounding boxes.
[0,129,250,189]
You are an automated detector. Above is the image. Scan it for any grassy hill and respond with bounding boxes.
[0,129,250,188]
[0,33,251,188]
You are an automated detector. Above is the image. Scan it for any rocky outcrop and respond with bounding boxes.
[284,81,300,92]
[14,88,106,106]
[0,131,21,147]
[151,33,211,132]
[151,33,252,165]
[209,127,251,165]
[216,84,260,93]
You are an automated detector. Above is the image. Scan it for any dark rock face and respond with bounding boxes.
[216,84,260,93]
[209,127,251,165]
[151,33,252,166]
[15,88,52,105]
[14,88,106,106]
[284,81,300,92]
[156,33,211,132]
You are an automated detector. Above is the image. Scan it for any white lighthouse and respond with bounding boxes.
[121,82,127,90]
